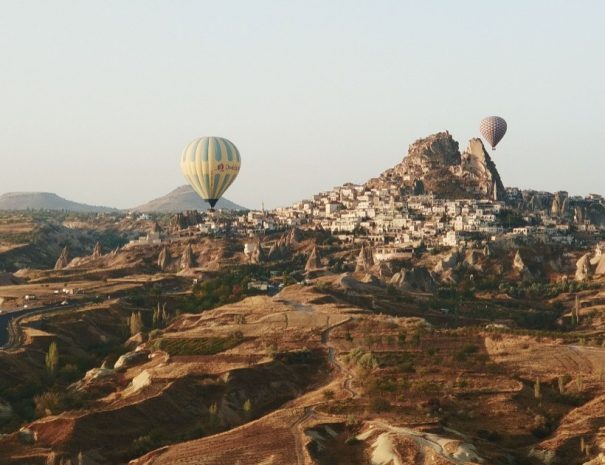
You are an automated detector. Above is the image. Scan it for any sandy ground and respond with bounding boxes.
[484,335,605,380]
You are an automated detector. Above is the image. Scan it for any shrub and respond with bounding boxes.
[368,397,391,413]
[34,391,62,417]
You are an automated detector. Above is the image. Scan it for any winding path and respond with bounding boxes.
[0,301,81,350]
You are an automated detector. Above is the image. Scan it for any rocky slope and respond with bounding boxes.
[368,132,506,200]
[132,185,246,213]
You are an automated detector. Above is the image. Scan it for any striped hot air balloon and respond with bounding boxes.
[180,136,241,209]
[479,116,507,150]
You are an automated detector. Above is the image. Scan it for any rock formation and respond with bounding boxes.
[433,250,459,274]
[390,267,436,293]
[305,246,321,272]
[151,221,162,234]
[54,246,70,270]
[170,210,204,230]
[92,242,102,259]
[355,244,374,272]
[372,261,392,278]
[157,246,170,271]
[575,253,593,281]
[180,244,195,270]
[513,250,533,280]
[268,234,291,261]
[285,227,302,245]
[594,243,605,276]
[463,249,484,271]
[114,350,150,371]
[251,241,267,264]
[369,132,505,201]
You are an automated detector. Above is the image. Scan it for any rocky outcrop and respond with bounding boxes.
[433,250,459,274]
[157,246,170,271]
[268,233,293,261]
[150,221,162,234]
[91,242,102,259]
[355,244,374,272]
[114,350,150,371]
[513,250,533,281]
[370,132,505,201]
[575,253,593,281]
[252,242,267,264]
[70,367,118,393]
[170,210,204,230]
[390,267,436,293]
[180,244,195,270]
[551,191,568,217]
[463,249,484,271]
[372,261,392,278]
[513,250,526,272]
[595,245,605,276]
[285,227,302,245]
[124,332,147,350]
[54,246,70,270]
[458,138,505,201]
[305,246,321,272]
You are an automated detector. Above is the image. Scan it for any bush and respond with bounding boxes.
[368,397,391,413]
[34,391,62,417]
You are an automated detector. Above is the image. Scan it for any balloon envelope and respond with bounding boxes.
[480,116,507,149]
[180,136,241,208]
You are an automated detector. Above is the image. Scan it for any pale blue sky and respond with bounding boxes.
[1,1,603,209]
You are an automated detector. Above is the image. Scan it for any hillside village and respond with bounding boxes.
[172,133,604,260]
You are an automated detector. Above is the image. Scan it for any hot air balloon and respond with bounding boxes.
[479,116,507,150]
[180,136,241,209]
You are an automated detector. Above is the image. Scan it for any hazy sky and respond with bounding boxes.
[1,1,604,209]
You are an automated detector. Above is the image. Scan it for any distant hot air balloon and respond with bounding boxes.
[479,116,507,150]
[180,136,241,209]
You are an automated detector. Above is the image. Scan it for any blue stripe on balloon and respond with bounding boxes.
[190,139,201,162]
[202,138,209,161]
[219,174,231,195]
[214,138,222,161]
[213,174,221,196]
[224,140,233,161]
[203,174,210,198]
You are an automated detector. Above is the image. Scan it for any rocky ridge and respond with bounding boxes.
[368,132,505,201]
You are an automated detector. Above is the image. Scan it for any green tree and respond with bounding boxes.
[576,374,584,391]
[45,341,59,375]
[129,311,143,336]
[534,377,541,402]
[243,398,252,418]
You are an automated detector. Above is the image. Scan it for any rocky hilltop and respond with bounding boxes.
[133,185,246,213]
[0,192,117,213]
[369,132,505,200]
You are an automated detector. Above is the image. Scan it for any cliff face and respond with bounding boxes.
[370,132,505,200]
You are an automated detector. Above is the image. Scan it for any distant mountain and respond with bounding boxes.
[0,192,117,213]
[133,185,247,213]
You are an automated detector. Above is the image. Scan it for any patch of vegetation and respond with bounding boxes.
[344,348,378,369]
[454,344,479,362]
[178,265,276,313]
